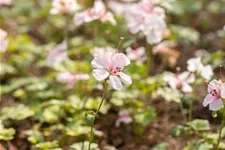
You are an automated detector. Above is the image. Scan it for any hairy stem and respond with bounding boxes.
[215,107,225,150]
[88,80,107,150]
[146,44,153,76]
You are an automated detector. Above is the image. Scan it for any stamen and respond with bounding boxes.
[116,37,124,53]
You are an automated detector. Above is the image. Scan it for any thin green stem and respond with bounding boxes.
[64,15,69,50]
[88,80,107,150]
[189,101,193,121]
[146,44,153,76]
[215,107,225,150]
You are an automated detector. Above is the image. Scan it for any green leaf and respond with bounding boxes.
[198,143,213,150]
[188,119,210,131]
[0,104,34,121]
[0,121,15,141]
[35,141,59,150]
[70,141,99,150]
[170,125,185,137]
[152,143,168,150]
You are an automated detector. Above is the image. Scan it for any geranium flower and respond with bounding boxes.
[74,0,116,26]
[47,41,67,66]
[125,0,166,44]
[187,57,213,80]
[164,71,195,93]
[0,29,8,52]
[91,52,132,90]
[115,110,133,127]
[126,47,145,61]
[203,80,225,111]
[57,72,90,88]
[0,0,11,6]
[90,47,116,57]
[50,0,80,15]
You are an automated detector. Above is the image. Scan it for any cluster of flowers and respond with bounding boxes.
[165,57,213,93]
[109,0,167,44]
[50,0,116,26]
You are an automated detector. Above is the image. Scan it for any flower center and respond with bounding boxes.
[210,89,220,98]
[110,67,121,75]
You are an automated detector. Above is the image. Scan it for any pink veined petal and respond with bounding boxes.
[207,79,221,94]
[182,83,193,93]
[118,72,132,85]
[112,53,130,69]
[109,75,123,90]
[203,94,215,107]
[209,98,224,111]
[91,54,110,70]
[221,83,225,99]
[92,69,109,81]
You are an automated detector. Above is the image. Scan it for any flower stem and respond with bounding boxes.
[146,44,153,76]
[215,107,225,150]
[64,15,69,50]
[88,80,107,150]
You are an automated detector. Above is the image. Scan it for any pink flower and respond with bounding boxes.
[47,41,67,66]
[125,0,166,44]
[57,72,90,88]
[0,0,12,6]
[115,110,133,127]
[74,0,116,26]
[187,57,213,80]
[90,47,115,57]
[126,47,145,61]
[0,29,8,52]
[203,80,225,111]
[91,52,132,90]
[50,0,80,15]
[164,71,195,93]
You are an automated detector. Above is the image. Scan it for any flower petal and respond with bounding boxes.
[109,75,123,90]
[221,83,225,99]
[200,65,213,80]
[209,98,224,111]
[92,69,109,81]
[91,54,110,70]
[112,53,130,69]
[118,72,132,85]
[182,83,193,93]
[207,79,221,94]
[203,94,215,107]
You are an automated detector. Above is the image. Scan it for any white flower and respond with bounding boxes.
[47,41,67,66]
[50,0,80,15]
[0,29,8,52]
[74,0,116,26]
[91,52,132,90]
[0,0,12,6]
[57,72,90,88]
[115,110,133,127]
[90,47,116,57]
[187,57,213,80]
[164,71,195,93]
[126,47,146,61]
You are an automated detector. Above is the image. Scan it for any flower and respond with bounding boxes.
[125,0,166,44]
[0,29,8,52]
[126,47,145,61]
[164,71,195,93]
[187,57,213,80]
[57,72,90,88]
[91,52,132,90]
[203,80,225,111]
[74,0,116,26]
[115,110,133,127]
[47,41,67,66]
[90,47,115,57]
[0,0,12,6]
[50,0,80,15]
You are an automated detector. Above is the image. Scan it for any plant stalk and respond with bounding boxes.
[88,80,107,150]
[215,106,225,150]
